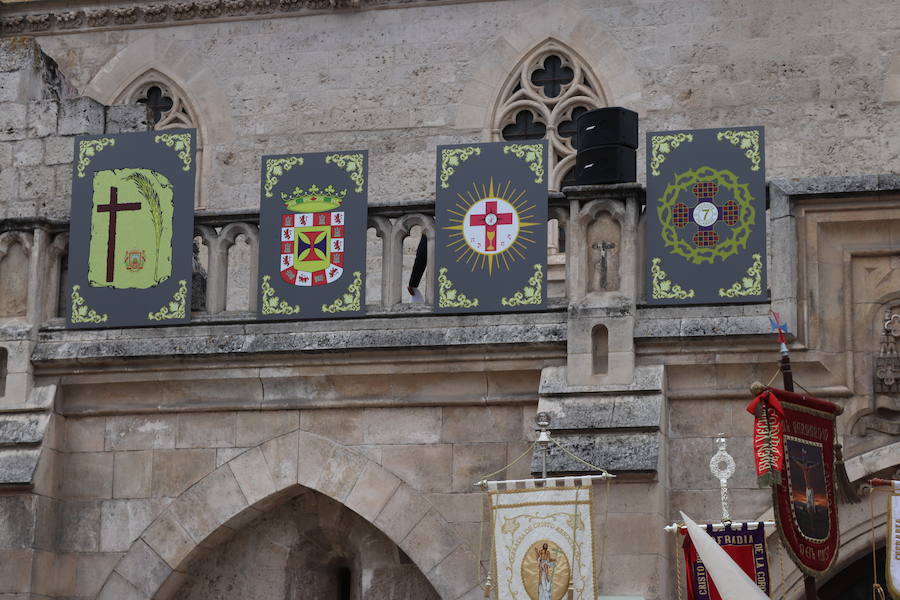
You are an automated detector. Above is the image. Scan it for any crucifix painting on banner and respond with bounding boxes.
[433,141,548,313]
[67,129,196,328]
[256,151,367,319]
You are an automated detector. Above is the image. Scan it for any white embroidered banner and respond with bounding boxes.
[490,482,596,600]
[888,482,900,598]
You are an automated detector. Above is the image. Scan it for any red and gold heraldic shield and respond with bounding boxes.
[257,152,367,320]
[767,388,842,576]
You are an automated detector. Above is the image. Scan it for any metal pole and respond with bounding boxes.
[778,334,816,600]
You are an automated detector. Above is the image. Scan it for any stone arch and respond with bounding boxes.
[96,428,478,600]
[82,33,236,209]
[455,1,641,138]
[755,443,900,598]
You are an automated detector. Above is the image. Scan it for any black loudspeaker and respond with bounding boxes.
[575,146,636,185]
[576,107,638,150]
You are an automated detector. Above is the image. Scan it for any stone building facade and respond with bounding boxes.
[0,0,899,598]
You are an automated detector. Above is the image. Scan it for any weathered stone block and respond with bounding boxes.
[43,135,72,165]
[373,483,430,543]
[296,432,337,489]
[105,104,151,134]
[10,138,42,167]
[259,430,299,490]
[176,412,236,449]
[31,549,76,596]
[0,448,40,485]
[398,509,459,573]
[62,452,113,499]
[106,416,176,451]
[66,417,105,452]
[74,552,122,597]
[0,495,34,548]
[299,408,364,444]
[115,539,173,598]
[427,492,483,524]
[0,103,28,141]
[441,405,523,443]
[0,548,32,593]
[0,413,47,445]
[235,410,298,447]
[0,72,25,103]
[425,544,479,600]
[57,97,105,136]
[344,460,400,522]
[97,571,148,600]
[151,449,215,497]
[315,446,367,502]
[112,451,152,498]
[228,447,276,506]
[364,407,442,444]
[0,38,38,73]
[535,432,661,474]
[100,498,165,552]
[169,466,248,544]
[58,500,101,552]
[26,100,57,138]
[382,444,452,492]
[451,443,508,492]
[17,165,53,200]
[142,511,195,570]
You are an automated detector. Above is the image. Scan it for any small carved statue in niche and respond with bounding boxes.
[875,311,900,393]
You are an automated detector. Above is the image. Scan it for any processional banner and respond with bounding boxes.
[645,126,766,305]
[681,522,770,599]
[257,151,367,319]
[67,130,196,328]
[747,387,841,575]
[489,480,596,600]
[434,141,547,313]
[887,481,900,597]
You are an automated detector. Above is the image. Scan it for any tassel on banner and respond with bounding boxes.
[833,443,861,504]
[746,385,784,488]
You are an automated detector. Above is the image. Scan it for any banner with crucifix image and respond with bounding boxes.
[256,151,367,319]
[645,126,766,305]
[67,129,195,328]
[434,141,547,313]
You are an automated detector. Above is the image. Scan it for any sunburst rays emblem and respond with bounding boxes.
[444,177,539,275]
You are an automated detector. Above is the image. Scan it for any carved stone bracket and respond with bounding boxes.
[0,0,383,36]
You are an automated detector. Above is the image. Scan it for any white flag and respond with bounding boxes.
[680,511,769,600]
[491,482,596,600]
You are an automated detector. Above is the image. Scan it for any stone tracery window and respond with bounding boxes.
[116,70,205,206]
[492,40,607,191]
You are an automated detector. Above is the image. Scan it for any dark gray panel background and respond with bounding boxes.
[645,126,767,305]
[67,129,196,328]
[256,151,367,320]
[433,141,548,314]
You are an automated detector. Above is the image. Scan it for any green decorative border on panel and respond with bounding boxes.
[501,264,543,307]
[650,258,695,300]
[438,267,479,308]
[718,253,762,297]
[649,133,693,176]
[321,271,362,313]
[325,154,365,193]
[70,285,108,323]
[439,147,481,189]
[260,275,300,315]
[502,144,545,183]
[154,133,192,171]
[264,157,304,198]
[77,138,115,178]
[147,279,187,320]
[716,130,761,171]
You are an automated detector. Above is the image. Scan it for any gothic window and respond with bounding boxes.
[492,40,607,190]
[116,70,205,206]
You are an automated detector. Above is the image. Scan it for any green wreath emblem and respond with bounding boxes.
[657,166,755,265]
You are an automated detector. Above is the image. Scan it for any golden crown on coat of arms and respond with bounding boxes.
[281,185,346,213]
